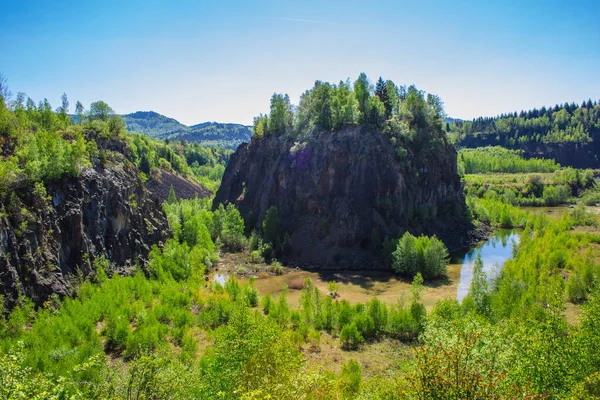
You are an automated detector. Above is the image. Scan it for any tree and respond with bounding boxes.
[467,252,490,315]
[368,96,386,127]
[331,79,357,129]
[339,360,362,398]
[139,154,151,174]
[267,94,293,135]
[311,81,334,130]
[0,73,11,103]
[89,101,114,121]
[57,93,70,131]
[427,93,445,128]
[75,101,85,123]
[340,323,363,350]
[262,206,281,246]
[374,77,392,119]
[353,73,371,124]
[167,185,177,204]
[392,232,449,279]
[401,86,428,128]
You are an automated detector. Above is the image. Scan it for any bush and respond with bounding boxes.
[340,323,363,350]
[339,359,362,398]
[270,260,284,275]
[392,232,449,279]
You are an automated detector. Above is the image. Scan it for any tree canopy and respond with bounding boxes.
[253,73,447,137]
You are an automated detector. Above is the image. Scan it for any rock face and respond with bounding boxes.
[146,171,211,203]
[0,155,169,307]
[214,125,470,268]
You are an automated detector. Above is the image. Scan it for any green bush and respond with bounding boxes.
[339,359,362,398]
[392,232,448,279]
[340,323,364,350]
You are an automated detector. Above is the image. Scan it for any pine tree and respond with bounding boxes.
[139,154,151,175]
[374,77,392,118]
[167,185,177,204]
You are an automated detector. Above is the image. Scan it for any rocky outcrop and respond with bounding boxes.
[0,154,169,308]
[146,171,211,203]
[214,125,470,268]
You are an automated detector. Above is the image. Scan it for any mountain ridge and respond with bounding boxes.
[121,111,252,149]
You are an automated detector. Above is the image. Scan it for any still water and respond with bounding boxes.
[455,229,520,302]
[212,230,522,307]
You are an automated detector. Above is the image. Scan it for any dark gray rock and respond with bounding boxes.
[0,158,169,308]
[214,125,471,269]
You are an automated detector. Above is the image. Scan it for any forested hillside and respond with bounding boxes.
[122,111,252,149]
[0,90,230,307]
[449,100,600,167]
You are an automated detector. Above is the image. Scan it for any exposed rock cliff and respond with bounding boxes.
[214,125,471,268]
[0,152,169,307]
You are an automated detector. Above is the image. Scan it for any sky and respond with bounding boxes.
[1,0,599,125]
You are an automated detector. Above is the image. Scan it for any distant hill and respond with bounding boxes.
[448,100,600,168]
[121,111,253,149]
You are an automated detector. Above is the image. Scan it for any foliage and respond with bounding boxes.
[392,232,449,279]
[459,146,560,174]
[253,73,445,139]
[449,100,600,147]
[123,111,252,149]
[464,167,595,207]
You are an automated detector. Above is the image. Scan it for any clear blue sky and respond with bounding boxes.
[1,0,599,125]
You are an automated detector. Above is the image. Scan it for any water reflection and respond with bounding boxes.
[214,272,229,286]
[455,229,520,302]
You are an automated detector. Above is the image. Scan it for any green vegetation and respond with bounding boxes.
[458,146,560,174]
[392,233,449,279]
[3,80,600,398]
[448,100,600,146]
[253,73,446,141]
[2,176,600,397]
[0,87,231,197]
[129,133,232,193]
[122,111,252,149]
[457,145,597,207]
[464,167,596,207]
[0,92,98,192]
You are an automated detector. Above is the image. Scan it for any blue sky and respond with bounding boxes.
[1,0,599,125]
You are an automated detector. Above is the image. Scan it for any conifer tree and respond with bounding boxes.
[167,185,177,204]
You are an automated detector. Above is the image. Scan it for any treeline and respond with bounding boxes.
[0,92,103,192]
[465,167,596,207]
[122,111,252,150]
[449,99,600,147]
[459,146,560,174]
[0,82,231,195]
[130,134,231,191]
[253,73,446,138]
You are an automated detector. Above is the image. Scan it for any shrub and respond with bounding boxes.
[387,303,420,341]
[270,260,284,275]
[392,232,449,279]
[339,359,362,398]
[340,323,363,350]
[249,250,264,264]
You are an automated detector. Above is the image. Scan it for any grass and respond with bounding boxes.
[215,253,464,310]
[302,332,413,378]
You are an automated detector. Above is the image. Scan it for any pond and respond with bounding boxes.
[454,229,520,302]
[212,231,522,308]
